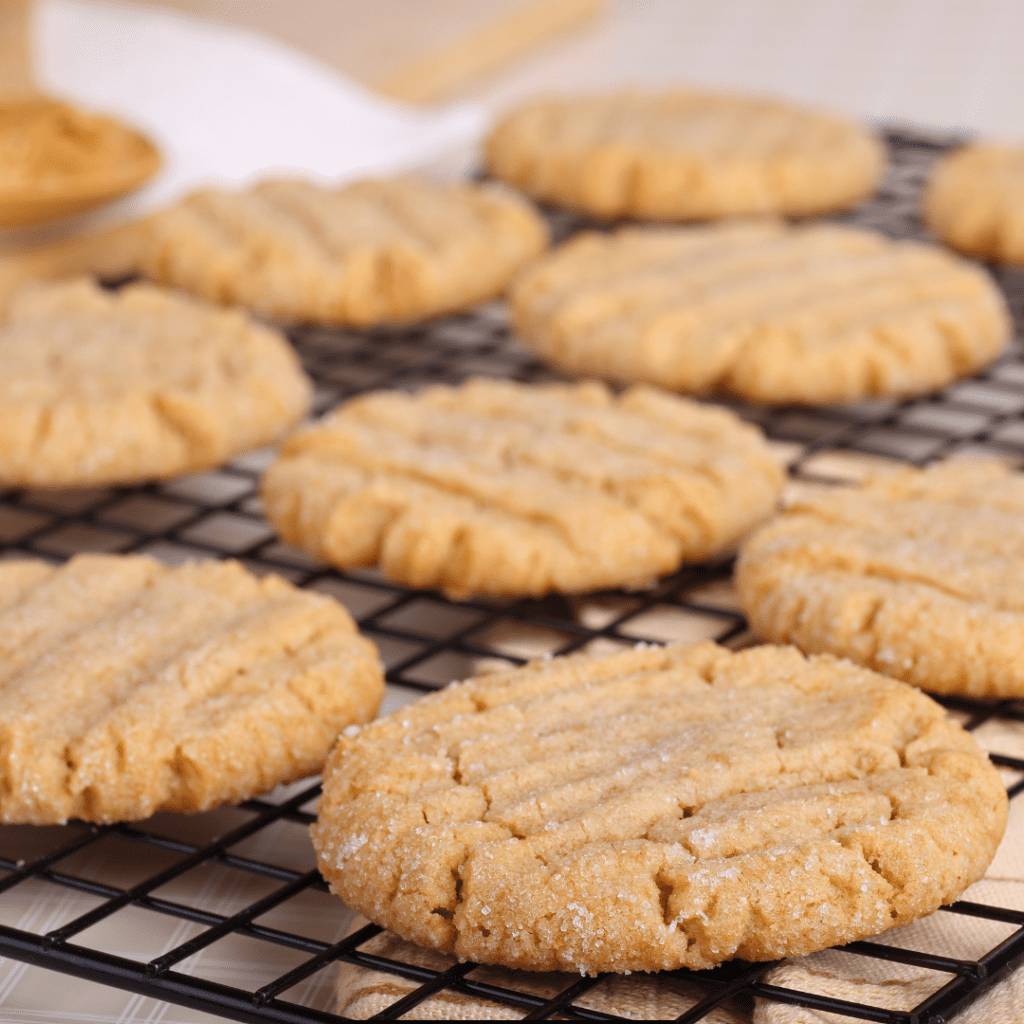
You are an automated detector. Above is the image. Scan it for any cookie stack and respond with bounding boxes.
[1,82,1020,1021]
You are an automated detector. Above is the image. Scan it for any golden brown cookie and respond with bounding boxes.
[311,642,1006,974]
[134,176,548,326]
[260,377,784,599]
[336,930,752,1020]
[0,278,311,487]
[737,459,1024,698]
[485,91,884,221]
[923,144,1024,265]
[511,221,1011,405]
[0,553,383,825]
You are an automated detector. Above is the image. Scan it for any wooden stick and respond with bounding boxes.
[374,0,604,104]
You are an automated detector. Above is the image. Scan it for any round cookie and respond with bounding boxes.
[260,377,784,599]
[0,553,383,824]
[484,91,884,221]
[923,144,1024,265]
[312,642,1007,974]
[134,176,549,326]
[511,221,1011,405]
[0,278,311,487]
[737,459,1024,698]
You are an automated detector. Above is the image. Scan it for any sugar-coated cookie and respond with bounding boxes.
[511,221,1010,405]
[260,378,784,599]
[0,554,383,824]
[485,91,884,220]
[0,278,311,486]
[737,459,1024,697]
[923,144,1024,265]
[134,177,548,326]
[312,642,1006,974]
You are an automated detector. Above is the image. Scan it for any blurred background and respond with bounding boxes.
[19,0,1024,224]
[96,0,1024,129]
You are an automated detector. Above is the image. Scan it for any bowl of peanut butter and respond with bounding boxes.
[0,96,160,227]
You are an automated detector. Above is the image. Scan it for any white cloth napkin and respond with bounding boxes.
[30,0,485,223]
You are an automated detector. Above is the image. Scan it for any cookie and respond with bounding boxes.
[336,929,751,1020]
[311,642,1006,974]
[923,144,1024,265]
[0,278,311,487]
[0,553,383,825]
[737,459,1024,698]
[133,176,548,326]
[260,377,784,599]
[484,91,884,221]
[510,221,1010,405]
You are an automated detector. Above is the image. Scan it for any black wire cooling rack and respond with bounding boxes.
[2,129,1024,1023]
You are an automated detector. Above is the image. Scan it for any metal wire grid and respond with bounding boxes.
[0,129,1022,1022]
